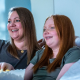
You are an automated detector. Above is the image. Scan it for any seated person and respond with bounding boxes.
[0,7,41,70]
[1,15,80,80]
[24,15,80,80]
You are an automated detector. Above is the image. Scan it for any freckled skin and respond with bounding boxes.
[43,17,59,49]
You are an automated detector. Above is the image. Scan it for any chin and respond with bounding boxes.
[46,43,53,47]
[12,36,19,40]
[46,43,51,46]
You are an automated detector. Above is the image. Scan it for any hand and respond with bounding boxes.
[0,62,14,71]
[38,38,45,48]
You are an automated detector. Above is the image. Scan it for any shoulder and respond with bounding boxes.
[30,49,44,65]
[69,46,80,51]
[35,48,44,59]
[65,46,80,56]
[0,39,10,48]
[63,46,80,64]
[0,39,9,44]
[36,48,44,55]
[0,39,9,49]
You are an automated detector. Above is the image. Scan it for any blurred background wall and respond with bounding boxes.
[0,0,80,41]
[31,0,54,40]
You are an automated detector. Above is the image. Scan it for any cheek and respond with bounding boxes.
[19,25,24,34]
[17,23,22,28]
[54,32,59,41]
[51,30,58,36]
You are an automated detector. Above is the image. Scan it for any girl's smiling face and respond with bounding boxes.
[43,17,59,49]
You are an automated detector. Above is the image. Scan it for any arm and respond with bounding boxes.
[24,63,34,80]
[24,49,43,80]
[56,62,75,80]
[56,47,80,80]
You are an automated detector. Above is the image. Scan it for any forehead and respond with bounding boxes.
[44,17,54,26]
[8,11,19,19]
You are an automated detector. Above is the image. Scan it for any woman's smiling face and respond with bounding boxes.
[7,11,24,41]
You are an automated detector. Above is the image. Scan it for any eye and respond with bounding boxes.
[8,21,11,23]
[50,27,55,29]
[43,29,46,32]
[15,20,20,22]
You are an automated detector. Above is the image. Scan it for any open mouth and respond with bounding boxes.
[12,29,19,32]
[45,36,53,40]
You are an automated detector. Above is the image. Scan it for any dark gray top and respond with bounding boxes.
[30,46,80,80]
[0,40,27,69]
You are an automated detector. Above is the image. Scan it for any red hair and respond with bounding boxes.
[33,15,75,73]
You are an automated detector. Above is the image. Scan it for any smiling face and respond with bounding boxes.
[43,17,59,49]
[7,11,24,41]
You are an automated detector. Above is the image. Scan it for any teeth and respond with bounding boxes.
[12,29,18,32]
[46,36,52,39]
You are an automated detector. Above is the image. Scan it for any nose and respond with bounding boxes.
[9,21,16,27]
[43,29,49,35]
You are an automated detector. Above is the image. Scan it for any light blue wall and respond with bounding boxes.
[31,0,80,40]
[31,0,54,40]
[54,0,80,36]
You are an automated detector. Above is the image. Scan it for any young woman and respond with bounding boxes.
[24,15,80,80]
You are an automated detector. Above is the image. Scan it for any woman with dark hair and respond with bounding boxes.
[24,15,80,80]
[0,7,41,70]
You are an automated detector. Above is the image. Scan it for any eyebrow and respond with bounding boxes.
[44,24,55,27]
[8,17,20,20]
[49,24,55,26]
[14,17,20,19]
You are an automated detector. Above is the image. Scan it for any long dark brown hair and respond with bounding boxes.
[33,15,75,73]
[7,7,41,64]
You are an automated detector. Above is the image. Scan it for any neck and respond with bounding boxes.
[14,40,28,50]
[52,47,59,58]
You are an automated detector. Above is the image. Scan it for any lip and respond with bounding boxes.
[45,36,53,40]
[11,28,19,32]
[11,29,19,32]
